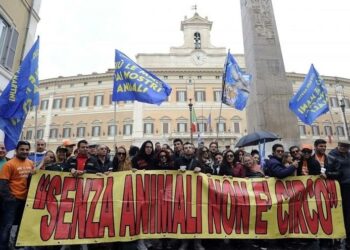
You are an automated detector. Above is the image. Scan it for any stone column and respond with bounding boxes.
[240,0,299,147]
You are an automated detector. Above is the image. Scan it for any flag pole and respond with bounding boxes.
[189,99,193,144]
[113,101,117,151]
[217,49,230,141]
[34,105,38,167]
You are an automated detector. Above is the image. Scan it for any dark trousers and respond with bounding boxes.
[0,198,25,250]
[341,184,350,244]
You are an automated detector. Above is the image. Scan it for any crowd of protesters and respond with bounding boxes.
[0,137,349,250]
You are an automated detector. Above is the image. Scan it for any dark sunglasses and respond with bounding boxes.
[226,154,234,158]
[291,150,299,154]
[117,152,126,156]
[160,155,167,158]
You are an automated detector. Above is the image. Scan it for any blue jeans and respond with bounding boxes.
[0,198,25,250]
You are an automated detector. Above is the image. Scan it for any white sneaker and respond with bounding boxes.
[137,240,148,250]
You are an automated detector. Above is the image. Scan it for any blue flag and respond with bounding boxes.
[113,49,172,105]
[289,64,329,125]
[0,37,39,119]
[222,52,252,110]
[0,37,39,150]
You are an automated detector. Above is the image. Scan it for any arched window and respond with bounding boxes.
[194,32,201,49]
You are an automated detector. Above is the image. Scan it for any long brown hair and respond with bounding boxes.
[115,146,132,171]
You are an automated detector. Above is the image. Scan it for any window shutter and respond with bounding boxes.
[4,28,18,70]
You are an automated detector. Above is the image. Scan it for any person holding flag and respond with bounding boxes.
[0,37,40,151]
[289,64,329,125]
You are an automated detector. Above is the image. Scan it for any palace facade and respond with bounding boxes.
[22,13,350,151]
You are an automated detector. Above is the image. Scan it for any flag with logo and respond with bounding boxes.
[289,64,329,125]
[113,49,172,105]
[0,37,39,150]
[222,51,252,110]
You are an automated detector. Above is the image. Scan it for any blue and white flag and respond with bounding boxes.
[0,37,39,150]
[289,64,329,125]
[222,52,252,110]
[113,49,172,105]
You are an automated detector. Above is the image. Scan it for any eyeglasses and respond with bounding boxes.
[291,150,299,154]
[276,150,284,153]
[302,150,312,154]
[226,154,234,158]
[117,152,126,156]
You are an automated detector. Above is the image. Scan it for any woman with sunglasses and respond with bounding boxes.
[197,146,215,174]
[112,146,132,171]
[156,149,175,170]
[219,150,245,177]
[297,144,321,176]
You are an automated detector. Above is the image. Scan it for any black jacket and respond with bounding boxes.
[297,157,321,176]
[327,148,350,184]
[174,156,201,171]
[64,155,101,173]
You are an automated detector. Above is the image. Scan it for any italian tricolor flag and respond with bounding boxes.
[191,108,197,132]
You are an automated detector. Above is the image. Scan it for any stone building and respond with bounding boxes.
[22,13,350,151]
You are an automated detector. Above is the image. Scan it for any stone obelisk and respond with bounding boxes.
[240,0,299,147]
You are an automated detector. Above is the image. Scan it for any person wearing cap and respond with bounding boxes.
[326,140,350,248]
[296,144,321,176]
[62,139,76,158]
[43,146,68,172]
[88,144,98,158]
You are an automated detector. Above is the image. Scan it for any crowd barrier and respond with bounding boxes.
[17,170,346,246]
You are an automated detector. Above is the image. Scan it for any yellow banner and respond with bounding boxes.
[17,170,346,246]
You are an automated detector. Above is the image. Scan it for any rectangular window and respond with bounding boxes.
[177,123,187,133]
[195,91,206,102]
[40,100,49,111]
[49,128,58,139]
[94,95,104,106]
[143,123,154,134]
[65,97,75,108]
[337,126,345,137]
[176,91,187,102]
[198,123,207,132]
[63,128,71,138]
[162,123,169,134]
[25,130,33,140]
[92,126,101,137]
[36,129,44,139]
[324,126,333,136]
[312,125,320,136]
[0,17,18,70]
[233,122,240,133]
[123,124,133,136]
[77,127,85,137]
[214,91,222,102]
[299,125,306,136]
[108,125,116,136]
[215,76,221,79]
[330,97,339,108]
[52,98,62,109]
[344,98,350,109]
[179,76,183,79]
[79,96,89,107]
[217,123,226,133]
